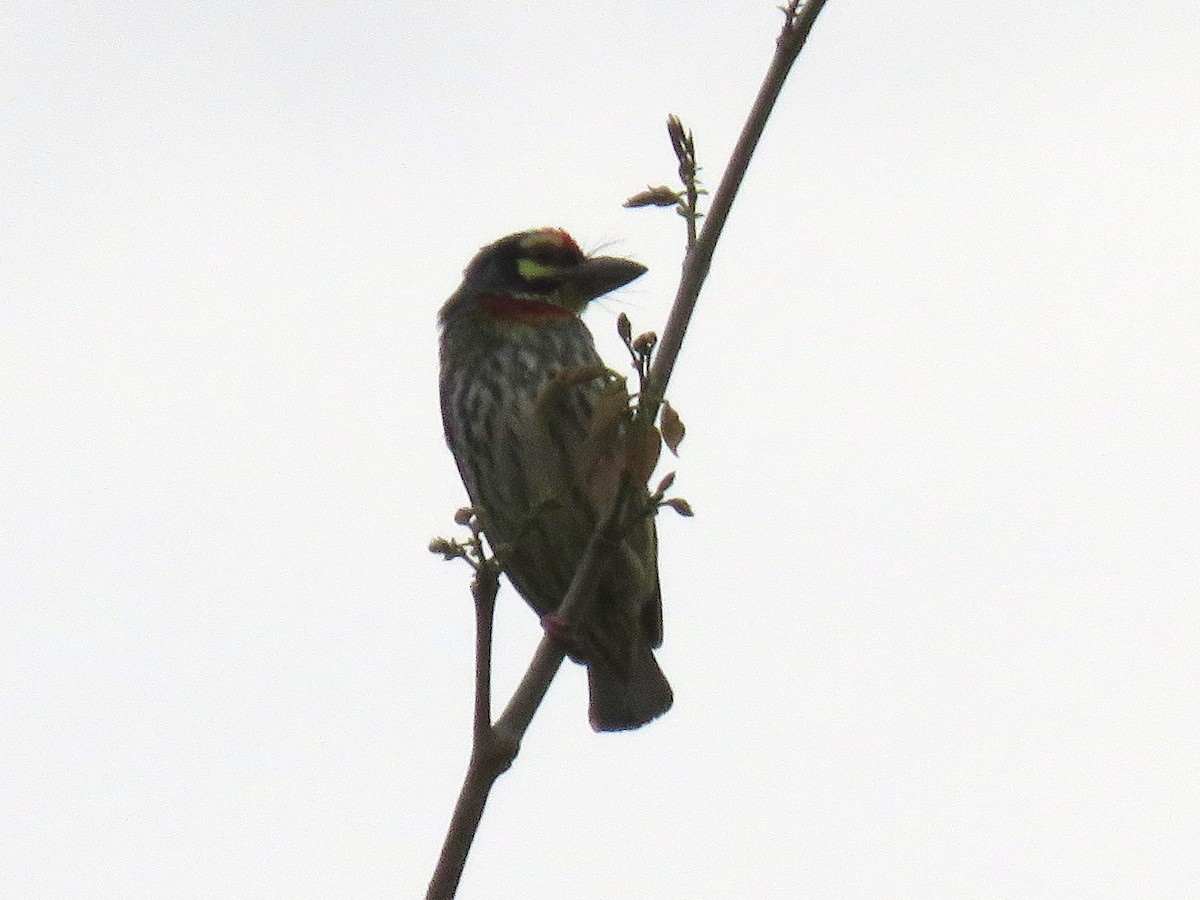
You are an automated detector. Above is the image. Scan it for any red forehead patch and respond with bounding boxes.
[527,228,581,256]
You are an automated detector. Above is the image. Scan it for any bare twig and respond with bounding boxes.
[641,0,828,420]
[667,115,703,249]
[427,560,510,899]
[427,494,629,900]
[427,4,830,896]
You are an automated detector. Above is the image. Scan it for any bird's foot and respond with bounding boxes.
[540,613,587,664]
[540,613,574,644]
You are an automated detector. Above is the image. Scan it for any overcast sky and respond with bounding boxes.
[4,2,1198,897]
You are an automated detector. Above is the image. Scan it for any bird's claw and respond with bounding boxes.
[540,613,574,644]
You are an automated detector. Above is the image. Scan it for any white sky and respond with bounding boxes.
[4,2,1198,897]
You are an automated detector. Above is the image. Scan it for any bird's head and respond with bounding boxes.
[443,228,647,326]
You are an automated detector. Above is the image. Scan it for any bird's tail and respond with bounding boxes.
[586,644,673,732]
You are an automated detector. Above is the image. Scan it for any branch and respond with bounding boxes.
[642,0,828,418]
[427,495,628,900]
[427,4,830,896]
[426,560,508,900]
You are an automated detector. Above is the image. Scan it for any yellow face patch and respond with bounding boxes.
[516,257,556,281]
[513,228,585,298]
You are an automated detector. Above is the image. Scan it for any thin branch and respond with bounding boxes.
[427,495,627,900]
[427,561,511,900]
[667,115,703,250]
[471,561,501,746]
[642,0,828,419]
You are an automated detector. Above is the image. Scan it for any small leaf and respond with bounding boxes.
[453,507,474,526]
[577,379,633,508]
[553,364,609,389]
[654,470,676,496]
[537,365,611,414]
[587,381,632,448]
[624,418,663,487]
[660,401,685,456]
[662,497,695,517]
[616,312,632,345]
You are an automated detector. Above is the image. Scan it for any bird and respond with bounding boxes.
[438,227,672,731]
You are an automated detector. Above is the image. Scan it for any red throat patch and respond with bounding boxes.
[479,293,573,324]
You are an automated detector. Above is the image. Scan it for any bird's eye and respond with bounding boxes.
[524,246,571,267]
[521,272,560,293]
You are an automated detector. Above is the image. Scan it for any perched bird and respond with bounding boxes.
[438,227,672,731]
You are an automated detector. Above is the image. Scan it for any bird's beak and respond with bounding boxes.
[566,255,648,301]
